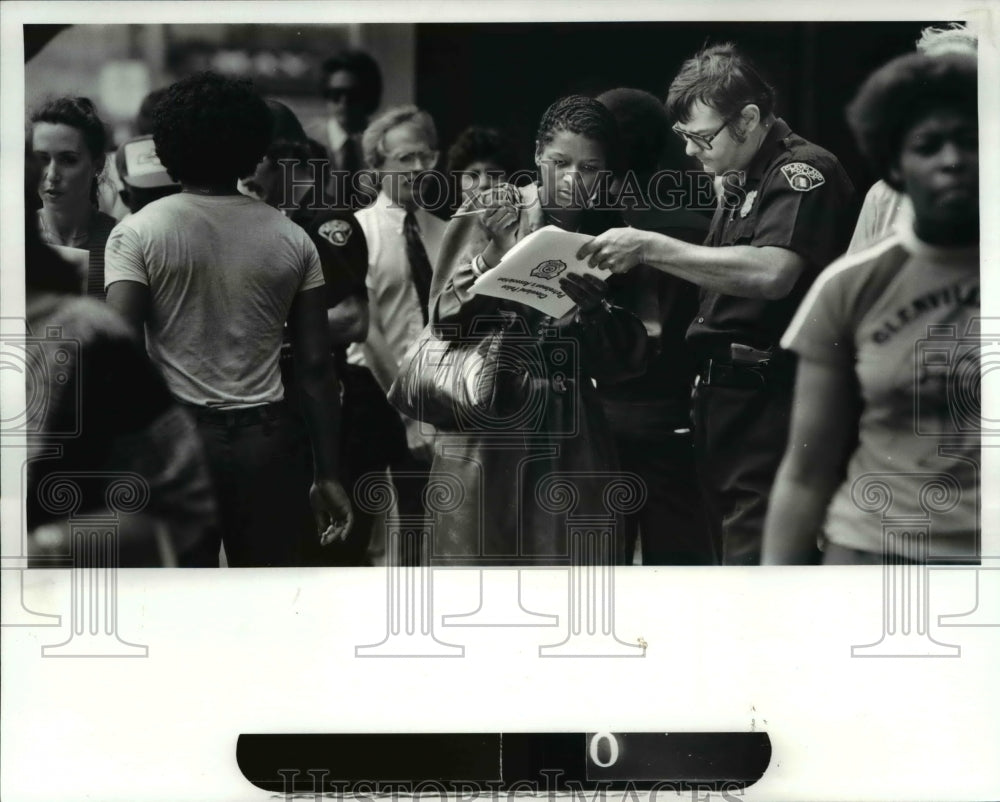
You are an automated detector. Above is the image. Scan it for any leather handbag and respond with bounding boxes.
[387,313,529,431]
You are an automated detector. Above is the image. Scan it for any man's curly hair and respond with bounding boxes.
[153,72,271,186]
[535,94,624,174]
[846,52,977,190]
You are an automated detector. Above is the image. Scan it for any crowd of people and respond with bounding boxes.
[23,26,981,568]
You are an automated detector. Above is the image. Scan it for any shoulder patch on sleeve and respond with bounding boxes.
[780,162,826,192]
[317,218,353,246]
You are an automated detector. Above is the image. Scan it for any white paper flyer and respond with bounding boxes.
[470,225,606,317]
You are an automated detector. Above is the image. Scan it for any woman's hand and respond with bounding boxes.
[476,185,520,256]
[559,273,610,314]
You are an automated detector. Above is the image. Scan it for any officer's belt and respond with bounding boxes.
[697,359,768,390]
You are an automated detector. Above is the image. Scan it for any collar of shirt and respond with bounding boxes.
[327,117,349,155]
[741,117,793,184]
[897,218,979,267]
[373,190,422,234]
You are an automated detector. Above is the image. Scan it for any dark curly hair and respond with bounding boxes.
[596,88,670,178]
[446,126,517,176]
[320,50,383,114]
[152,72,271,186]
[846,52,977,191]
[666,43,776,127]
[135,87,170,136]
[263,98,313,163]
[536,94,623,174]
[29,96,109,206]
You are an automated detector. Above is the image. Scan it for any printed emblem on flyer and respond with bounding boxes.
[319,218,353,246]
[531,259,568,280]
[780,162,825,192]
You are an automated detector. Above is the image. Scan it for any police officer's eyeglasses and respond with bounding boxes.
[672,112,740,151]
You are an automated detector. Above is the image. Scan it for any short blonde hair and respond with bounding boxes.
[361,105,437,169]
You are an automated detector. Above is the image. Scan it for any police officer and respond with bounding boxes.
[578,43,856,564]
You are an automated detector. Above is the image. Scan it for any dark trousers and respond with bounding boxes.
[319,364,427,567]
[183,401,314,567]
[692,373,793,566]
[605,401,716,565]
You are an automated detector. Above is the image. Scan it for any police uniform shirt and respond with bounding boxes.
[686,118,856,360]
[305,210,369,310]
[281,209,369,373]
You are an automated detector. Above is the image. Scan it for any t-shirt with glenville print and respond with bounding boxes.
[782,223,980,560]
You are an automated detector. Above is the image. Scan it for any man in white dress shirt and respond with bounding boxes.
[350,105,447,546]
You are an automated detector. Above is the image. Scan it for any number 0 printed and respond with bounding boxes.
[588,732,620,768]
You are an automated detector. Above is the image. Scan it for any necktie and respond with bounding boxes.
[403,210,433,324]
[339,139,361,208]
[341,138,361,175]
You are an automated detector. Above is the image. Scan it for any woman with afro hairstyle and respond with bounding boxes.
[104,72,353,567]
[764,52,979,564]
[424,94,648,565]
[846,22,977,253]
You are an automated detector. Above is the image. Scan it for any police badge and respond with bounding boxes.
[779,162,825,192]
[318,218,353,246]
[530,259,567,280]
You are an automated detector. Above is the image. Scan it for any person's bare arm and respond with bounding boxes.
[327,294,369,344]
[105,280,151,333]
[762,357,861,564]
[578,228,806,300]
[288,286,353,543]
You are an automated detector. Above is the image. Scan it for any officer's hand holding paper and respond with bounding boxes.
[470,225,611,318]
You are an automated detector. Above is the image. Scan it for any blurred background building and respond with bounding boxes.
[26,21,948,193]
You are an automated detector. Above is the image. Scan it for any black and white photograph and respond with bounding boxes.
[2,1,999,800]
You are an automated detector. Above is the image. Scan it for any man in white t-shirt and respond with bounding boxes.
[105,72,353,567]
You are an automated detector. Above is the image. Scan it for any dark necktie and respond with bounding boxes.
[338,139,361,208]
[341,138,361,175]
[403,209,433,324]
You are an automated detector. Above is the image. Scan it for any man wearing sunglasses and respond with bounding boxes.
[313,49,383,209]
[579,43,856,565]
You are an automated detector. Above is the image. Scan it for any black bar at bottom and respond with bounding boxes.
[236,732,771,793]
